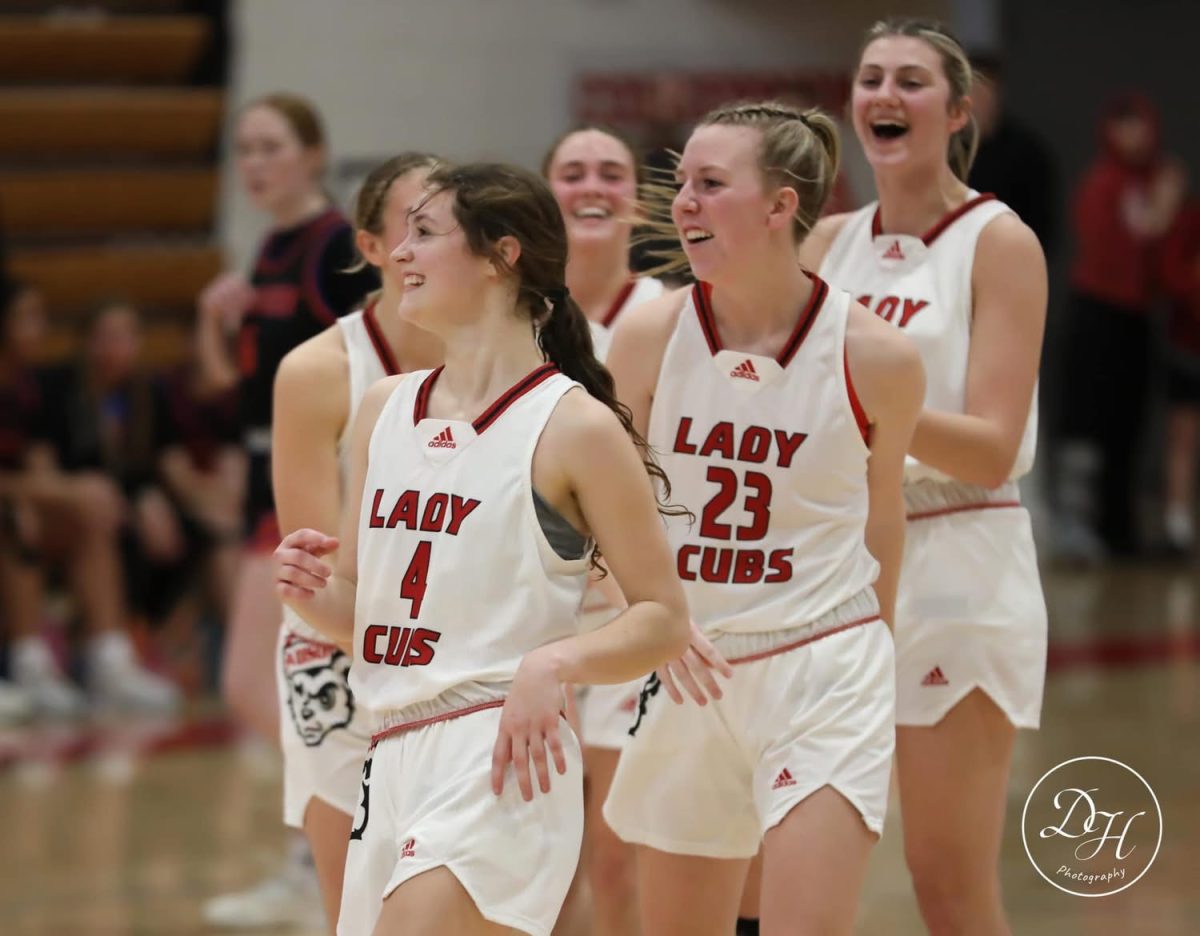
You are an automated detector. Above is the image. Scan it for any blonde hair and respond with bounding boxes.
[639,100,840,276]
[345,152,442,273]
[860,18,978,181]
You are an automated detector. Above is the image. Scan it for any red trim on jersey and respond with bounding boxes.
[252,208,344,277]
[776,273,828,367]
[369,699,506,748]
[844,347,870,443]
[362,301,401,376]
[693,273,829,366]
[600,279,637,328]
[412,363,561,432]
[871,193,998,246]
[906,500,1021,522]
[727,614,880,666]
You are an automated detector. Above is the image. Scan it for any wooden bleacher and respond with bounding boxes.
[0,3,226,365]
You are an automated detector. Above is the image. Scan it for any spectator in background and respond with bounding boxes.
[1056,93,1186,560]
[968,53,1058,256]
[0,284,177,714]
[1161,200,1200,553]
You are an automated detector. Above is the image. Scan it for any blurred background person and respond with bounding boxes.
[1054,92,1186,561]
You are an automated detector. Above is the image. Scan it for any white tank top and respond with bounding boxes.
[285,302,400,641]
[647,276,879,636]
[588,276,665,362]
[818,193,1038,484]
[351,364,592,714]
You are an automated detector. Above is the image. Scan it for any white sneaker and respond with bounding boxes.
[203,858,325,929]
[1165,504,1196,554]
[0,678,34,723]
[86,632,181,714]
[11,636,87,717]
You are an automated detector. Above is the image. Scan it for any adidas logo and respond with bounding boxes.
[400,837,416,858]
[427,426,456,449]
[772,767,797,790]
[921,666,949,687]
[730,359,760,381]
[883,239,905,261]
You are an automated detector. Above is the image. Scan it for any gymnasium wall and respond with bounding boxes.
[219,0,953,265]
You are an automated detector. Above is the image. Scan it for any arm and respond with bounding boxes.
[797,212,854,271]
[907,214,1047,489]
[274,374,401,644]
[847,305,926,627]
[195,272,255,392]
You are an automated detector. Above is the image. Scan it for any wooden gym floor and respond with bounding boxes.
[0,561,1196,935]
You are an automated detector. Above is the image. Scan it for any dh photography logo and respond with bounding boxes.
[1022,756,1162,897]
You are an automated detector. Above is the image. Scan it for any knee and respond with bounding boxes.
[71,475,126,539]
[587,828,637,902]
[905,842,998,935]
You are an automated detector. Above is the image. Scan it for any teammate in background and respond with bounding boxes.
[543,126,663,936]
[198,92,378,929]
[274,162,689,936]
[805,19,1048,935]
[603,102,923,935]
[269,152,444,931]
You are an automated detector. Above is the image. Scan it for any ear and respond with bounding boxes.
[488,234,522,276]
[947,94,972,135]
[355,229,383,268]
[766,185,800,233]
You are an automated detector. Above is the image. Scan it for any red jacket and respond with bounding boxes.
[1163,202,1200,356]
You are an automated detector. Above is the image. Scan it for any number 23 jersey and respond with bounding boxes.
[647,276,879,636]
[351,364,592,714]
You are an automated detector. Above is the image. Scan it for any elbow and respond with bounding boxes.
[976,451,1018,491]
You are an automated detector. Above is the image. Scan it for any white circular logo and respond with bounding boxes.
[1021,756,1162,897]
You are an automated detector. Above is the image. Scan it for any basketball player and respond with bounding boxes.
[543,126,664,936]
[803,19,1048,935]
[198,93,377,929]
[270,153,443,931]
[602,102,924,935]
[274,162,689,936]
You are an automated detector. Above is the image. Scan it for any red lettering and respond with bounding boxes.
[773,430,807,468]
[446,495,481,535]
[732,549,765,583]
[857,294,873,307]
[698,421,735,460]
[387,490,420,529]
[362,624,387,664]
[766,548,794,583]
[419,493,449,532]
[699,546,733,583]
[737,472,772,541]
[875,295,900,323]
[677,544,699,581]
[404,628,441,667]
[673,417,698,455]
[384,627,413,665]
[699,467,738,539]
[898,298,929,328]
[369,489,386,528]
[737,426,771,464]
[400,541,433,618]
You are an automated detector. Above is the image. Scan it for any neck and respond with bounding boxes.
[565,239,632,323]
[436,298,545,416]
[873,162,970,237]
[374,286,443,372]
[708,243,813,344]
[272,189,329,229]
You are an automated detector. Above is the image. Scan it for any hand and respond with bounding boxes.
[274,528,339,602]
[657,620,734,706]
[198,272,255,330]
[71,473,128,533]
[491,647,568,802]
[134,488,186,562]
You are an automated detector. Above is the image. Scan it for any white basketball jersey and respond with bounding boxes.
[352,364,592,713]
[819,193,1038,484]
[648,276,879,636]
[588,276,664,362]
[285,302,400,642]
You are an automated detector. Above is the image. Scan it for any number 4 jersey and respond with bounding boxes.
[351,364,592,714]
[648,275,879,636]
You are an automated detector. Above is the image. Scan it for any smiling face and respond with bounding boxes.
[357,169,432,293]
[390,189,498,334]
[672,123,777,282]
[234,104,323,216]
[852,35,970,176]
[546,129,639,252]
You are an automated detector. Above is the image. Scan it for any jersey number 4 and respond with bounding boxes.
[699,467,772,541]
[400,541,432,618]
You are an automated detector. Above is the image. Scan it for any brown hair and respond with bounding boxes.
[422,162,686,539]
[640,100,841,276]
[540,125,647,188]
[347,152,443,273]
[859,18,978,182]
[243,92,326,150]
